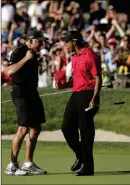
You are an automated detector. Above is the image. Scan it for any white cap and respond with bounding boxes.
[108,5,114,10]
[100,18,108,24]
[40,49,48,56]
[92,19,99,25]
[16,2,26,9]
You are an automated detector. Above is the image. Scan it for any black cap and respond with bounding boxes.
[27,29,48,41]
[61,31,84,42]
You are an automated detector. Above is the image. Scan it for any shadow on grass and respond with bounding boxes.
[95,171,130,176]
[47,171,130,176]
[47,172,72,175]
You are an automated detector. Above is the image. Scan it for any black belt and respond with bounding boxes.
[12,84,37,89]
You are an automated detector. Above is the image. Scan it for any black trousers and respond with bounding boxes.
[61,90,99,172]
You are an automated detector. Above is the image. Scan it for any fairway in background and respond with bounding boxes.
[2,87,130,136]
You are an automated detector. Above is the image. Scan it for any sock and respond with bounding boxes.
[24,162,33,167]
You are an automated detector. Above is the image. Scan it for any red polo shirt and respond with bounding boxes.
[72,47,101,92]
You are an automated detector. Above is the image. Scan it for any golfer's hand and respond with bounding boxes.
[89,98,96,108]
[25,50,33,60]
[55,81,64,89]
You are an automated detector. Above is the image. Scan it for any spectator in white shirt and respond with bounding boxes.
[2,2,15,33]
[28,0,49,28]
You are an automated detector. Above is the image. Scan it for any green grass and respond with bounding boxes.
[2,87,130,135]
[2,141,130,184]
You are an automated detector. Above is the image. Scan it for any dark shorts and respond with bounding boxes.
[11,86,46,128]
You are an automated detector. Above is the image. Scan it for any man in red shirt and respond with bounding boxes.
[56,31,102,176]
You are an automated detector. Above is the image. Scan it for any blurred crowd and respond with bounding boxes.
[1,0,130,88]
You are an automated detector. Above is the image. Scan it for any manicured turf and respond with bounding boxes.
[2,141,130,184]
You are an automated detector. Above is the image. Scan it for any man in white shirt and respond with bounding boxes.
[2,2,15,33]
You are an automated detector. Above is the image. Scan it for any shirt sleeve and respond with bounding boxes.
[71,55,76,73]
[87,49,101,76]
[9,48,22,65]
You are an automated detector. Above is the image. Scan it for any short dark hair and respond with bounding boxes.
[100,33,106,38]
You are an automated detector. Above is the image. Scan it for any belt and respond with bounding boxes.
[12,84,37,90]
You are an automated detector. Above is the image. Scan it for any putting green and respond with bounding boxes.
[2,141,130,184]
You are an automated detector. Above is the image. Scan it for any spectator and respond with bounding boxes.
[50,46,66,88]
[98,33,109,63]
[99,33,109,54]
[1,0,130,88]
[93,42,111,86]
[28,0,43,28]
[89,1,106,25]
[38,49,49,88]
[105,38,117,73]
[101,62,111,87]
[2,0,15,33]
[1,41,8,59]
[104,5,117,20]
[93,42,101,55]
[112,35,130,74]
[14,2,26,28]
[88,37,96,49]
[68,2,85,31]
[1,59,12,86]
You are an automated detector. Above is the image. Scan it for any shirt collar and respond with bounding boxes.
[77,48,87,56]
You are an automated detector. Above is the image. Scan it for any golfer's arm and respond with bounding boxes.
[5,56,28,76]
[64,78,73,88]
[92,74,102,100]
[59,78,73,89]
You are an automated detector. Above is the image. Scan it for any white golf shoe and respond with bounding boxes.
[5,162,28,176]
[22,162,47,175]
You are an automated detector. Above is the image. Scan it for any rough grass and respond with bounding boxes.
[2,87,130,135]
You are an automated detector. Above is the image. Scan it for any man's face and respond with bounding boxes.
[31,39,43,51]
[55,49,62,56]
[89,39,95,48]
[42,55,47,62]
[2,61,9,71]
[2,43,8,53]
[100,36,106,45]
[123,36,129,48]
[93,43,101,53]
[108,43,116,50]
[65,41,74,52]
[90,2,99,11]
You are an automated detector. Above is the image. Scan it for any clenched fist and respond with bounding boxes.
[111,19,117,26]
[25,50,33,60]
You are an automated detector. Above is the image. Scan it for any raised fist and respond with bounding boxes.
[111,19,117,26]
[25,50,33,60]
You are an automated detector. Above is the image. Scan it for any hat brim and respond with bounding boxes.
[108,42,117,45]
[37,36,49,41]
[61,36,71,42]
